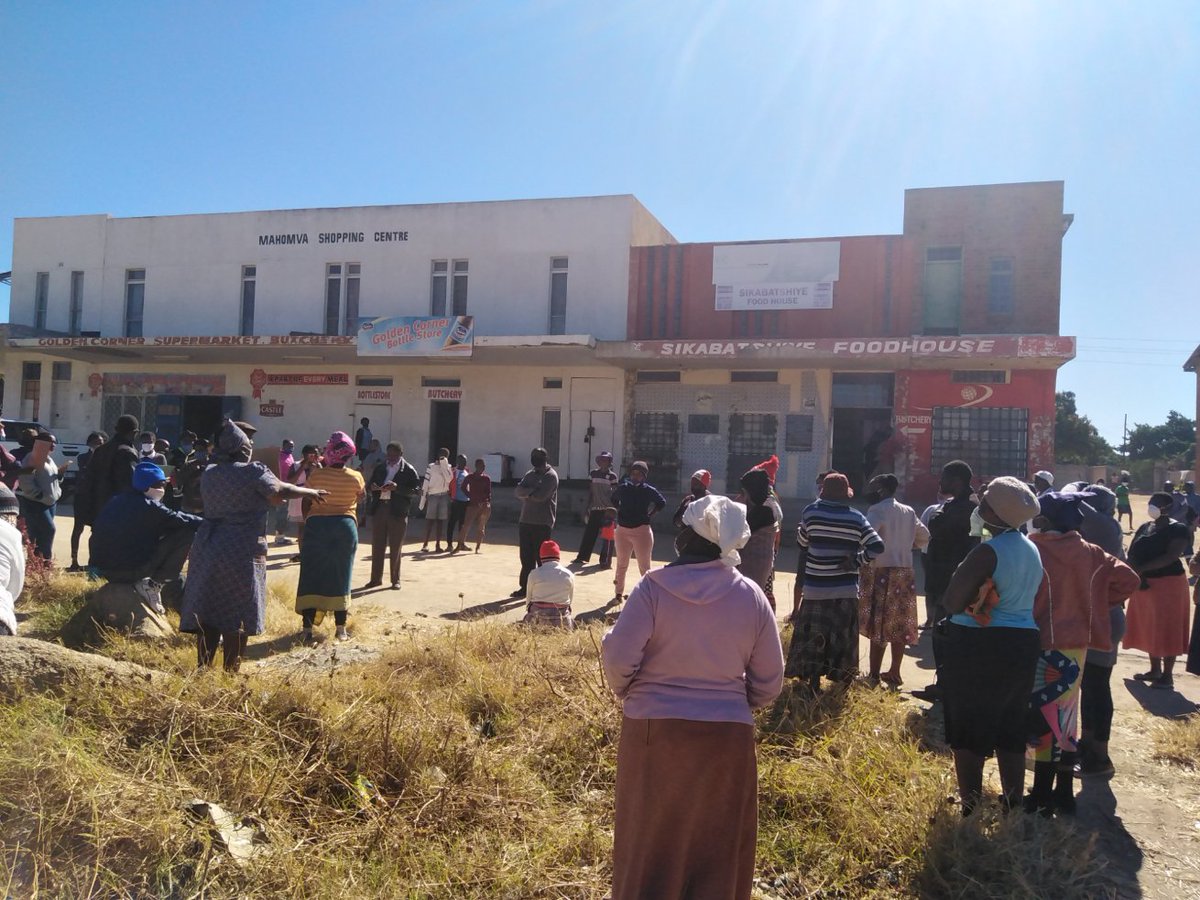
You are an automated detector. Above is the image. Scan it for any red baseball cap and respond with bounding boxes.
[539,540,561,559]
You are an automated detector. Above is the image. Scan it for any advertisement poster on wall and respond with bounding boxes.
[712,241,841,311]
[356,316,475,357]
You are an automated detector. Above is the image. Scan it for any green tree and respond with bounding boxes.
[1124,410,1196,465]
[1054,391,1115,464]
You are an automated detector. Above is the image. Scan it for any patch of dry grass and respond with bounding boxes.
[1153,714,1200,769]
[0,579,1123,898]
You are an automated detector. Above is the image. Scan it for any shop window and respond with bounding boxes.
[69,271,84,335]
[543,377,563,389]
[727,413,778,487]
[951,370,1009,384]
[430,260,448,315]
[125,269,145,337]
[688,414,719,434]
[922,246,962,335]
[34,272,49,329]
[988,258,1014,316]
[421,376,461,387]
[635,370,681,383]
[356,376,393,387]
[548,257,568,334]
[52,362,71,381]
[240,265,256,336]
[451,260,468,316]
[102,394,158,438]
[931,406,1028,481]
[21,362,41,421]
[630,412,680,491]
[730,371,778,383]
[785,414,815,452]
[832,373,894,408]
[541,408,561,466]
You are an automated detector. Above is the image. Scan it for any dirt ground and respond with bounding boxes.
[46,493,1200,899]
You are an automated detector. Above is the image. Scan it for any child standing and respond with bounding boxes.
[598,507,617,569]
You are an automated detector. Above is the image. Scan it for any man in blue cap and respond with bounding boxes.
[89,460,203,612]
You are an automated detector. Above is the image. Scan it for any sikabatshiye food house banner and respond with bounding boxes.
[356,316,474,357]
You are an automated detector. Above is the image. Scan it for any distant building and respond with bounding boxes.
[1185,344,1200,479]
[3,182,1076,503]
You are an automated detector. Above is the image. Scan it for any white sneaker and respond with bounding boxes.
[335,625,350,641]
[134,578,165,614]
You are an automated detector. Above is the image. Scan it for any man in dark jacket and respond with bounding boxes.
[364,442,421,590]
[90,461,202,612]
[76,414,140,528]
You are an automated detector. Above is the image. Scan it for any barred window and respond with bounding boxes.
[931,406,1028,481]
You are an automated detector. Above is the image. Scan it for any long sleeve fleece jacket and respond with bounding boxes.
[601,559,784,724]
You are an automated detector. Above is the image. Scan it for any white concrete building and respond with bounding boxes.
[3,196,675,479]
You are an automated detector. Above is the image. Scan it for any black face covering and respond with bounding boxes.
[864,490,882,505]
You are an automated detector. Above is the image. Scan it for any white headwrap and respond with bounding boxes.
[682,494,751,566]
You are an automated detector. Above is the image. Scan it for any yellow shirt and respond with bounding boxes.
[305,466,364,517]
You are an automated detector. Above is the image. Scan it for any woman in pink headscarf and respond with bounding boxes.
[295,432,365,641]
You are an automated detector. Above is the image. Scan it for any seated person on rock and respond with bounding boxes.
[89,461,202,613]
[522,540,575,629]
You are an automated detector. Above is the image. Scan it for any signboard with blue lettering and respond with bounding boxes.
[356,316,474,357]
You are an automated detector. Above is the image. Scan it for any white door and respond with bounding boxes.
[568,377,617,479]
[353,403,393,448]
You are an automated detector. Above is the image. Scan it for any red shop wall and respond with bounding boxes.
[890,368,1058,507]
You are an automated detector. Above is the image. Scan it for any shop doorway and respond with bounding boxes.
[429,401,460,463]
[354,403,393,448]
[568,376,617,479]
[830,373,894,495]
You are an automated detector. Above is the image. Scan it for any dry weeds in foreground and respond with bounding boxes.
[0,574,1120,898]
[1153,714,1200,770]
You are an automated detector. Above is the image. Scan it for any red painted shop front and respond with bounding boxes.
[890,368,1058,507]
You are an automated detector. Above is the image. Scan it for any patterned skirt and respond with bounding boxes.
[295,515,358,613]
[784,595,859,680]
[1028,647,1085,763]
[857,564,919,645]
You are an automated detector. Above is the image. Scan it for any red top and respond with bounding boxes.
[464,472,492,506]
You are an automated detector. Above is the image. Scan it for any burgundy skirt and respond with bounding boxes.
[612,716,758,900]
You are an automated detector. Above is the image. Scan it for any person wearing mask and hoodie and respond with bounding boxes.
[67,431,107,572]
[1024,492,1140,816]
[672,469,712,530]
[89,461,203,614]
[602,495,783,900]
[79,415,141,528]
[137,431,168,466]
[0,484,26,637]
[611,461,667,604]
[17,431,68,559]
[446,453,472,551]
[1124,491,1193,690]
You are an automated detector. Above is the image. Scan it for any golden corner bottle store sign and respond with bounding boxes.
[356,316,474,357]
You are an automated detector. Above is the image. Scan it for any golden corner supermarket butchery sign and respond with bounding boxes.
[10,335,356,348]
[631,336,1076,359]
[356,316,474,357]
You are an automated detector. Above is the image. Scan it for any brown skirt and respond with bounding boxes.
[612,716,758,900]
[1124,573,1190,657]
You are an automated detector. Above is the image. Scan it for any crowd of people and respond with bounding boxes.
[3,410,1200,899]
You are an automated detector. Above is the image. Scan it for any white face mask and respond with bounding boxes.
[969,506,986,537]
[145,486,166,502]
[1148,503,1164,519]
[141,443,154,456]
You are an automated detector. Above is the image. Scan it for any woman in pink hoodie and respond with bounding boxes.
[602,495,783,900]
[1026,492,1140,816]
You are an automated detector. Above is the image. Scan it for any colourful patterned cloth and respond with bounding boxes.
[785,596,858,680]
[1028,647,1085,763]
[295,514,357,613]
[857,564,919,645]
[179,461,283,635]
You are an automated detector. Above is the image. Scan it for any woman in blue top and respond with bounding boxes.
[611,461,667,603]
[935,476,1042,816]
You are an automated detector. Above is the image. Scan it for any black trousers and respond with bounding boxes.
[518,523,553,590]
[1080,661,1115,742]
[99,527,194,585]
[301,609,347,628]
[575,509,606,562]
[446,500,470,544]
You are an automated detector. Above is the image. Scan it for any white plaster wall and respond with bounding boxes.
[11,196,674,342]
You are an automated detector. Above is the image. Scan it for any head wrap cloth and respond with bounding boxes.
[682,494,750,567]
[216,420,252,462]
[325,431,357,466]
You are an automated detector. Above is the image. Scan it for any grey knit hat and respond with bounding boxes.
[0,484,18,516]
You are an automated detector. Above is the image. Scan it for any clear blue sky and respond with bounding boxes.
[2,1,1196,445]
